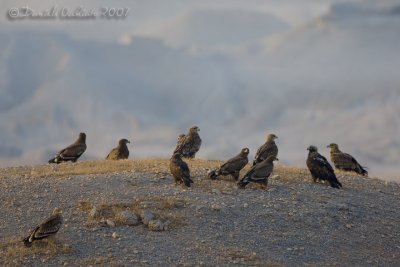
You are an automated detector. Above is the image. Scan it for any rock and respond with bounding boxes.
[211,204,222,211]
[89,206,101,219]
[139,201,157,209]
[106,219,116,227]
[148,220,165,231]
[112,232,119,239]
[211,189,221,194]
[141,210,156,225]
[115,210,140,226]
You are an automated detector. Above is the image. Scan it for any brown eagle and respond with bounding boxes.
[175,126,202,159]
[253,134,278,166]
[169,153,193,187]
[306,145,342,189]
[23,208,63,247]
[48,132,87,164]
[327,143,368,176]
[238,155,278,189]
[208,148,249,181]
[106,139,130,160]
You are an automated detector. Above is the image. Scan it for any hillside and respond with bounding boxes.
[0,1,399,181]
[0,159,399,266]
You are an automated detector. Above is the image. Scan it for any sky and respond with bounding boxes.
[0,0,399,181]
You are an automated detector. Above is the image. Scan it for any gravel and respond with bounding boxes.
[0,159,399,266]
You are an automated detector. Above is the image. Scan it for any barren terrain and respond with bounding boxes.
[0,159,399,266]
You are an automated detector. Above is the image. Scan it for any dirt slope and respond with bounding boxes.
[0,159,399,266]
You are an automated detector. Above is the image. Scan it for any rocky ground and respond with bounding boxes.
[0,159,399,266]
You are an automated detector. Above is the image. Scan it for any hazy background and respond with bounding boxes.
[0,0,399,181]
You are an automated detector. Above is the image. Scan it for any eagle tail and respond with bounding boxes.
[358,166,368,176]
[329,177,342,189]
[23,236,32,247]
[237,176,249,189]
[48,157,59,164]
[207,170,219,180]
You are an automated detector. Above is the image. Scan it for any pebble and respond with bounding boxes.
[148,219,165,231]
[106,219,116,227]
[141,210,156,225]
[116,210,140,226]
[89,206,101,219]
[211,189,221,194]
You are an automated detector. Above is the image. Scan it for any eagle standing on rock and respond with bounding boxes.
[175,126,202,159]
[306,145,342,189]
[327,143,368,176]
[208,148,249,181]
[23,208,63,247]
[253,134,278,166]
[169,153,193,187]
[48,132,87,164]
[106,139,130,160]
[238,155,278,189]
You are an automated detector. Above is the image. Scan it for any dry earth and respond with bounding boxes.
[0,159,399,266]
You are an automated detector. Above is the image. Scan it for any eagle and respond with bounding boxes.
[48,132,87,164]
[106,139,130,160]
[253,134,278,166]
[175,126,202,159]
[327,143,368,176]
[173,134,186,154]
[238,155,278,189]
[23,208,63,247]
[208,148,249,181]
[306,145,342,189]
[169,153,193,187]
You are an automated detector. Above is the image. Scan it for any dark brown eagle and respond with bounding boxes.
[208,148,249,181]
[48,132,87,164]
[306,145,342,189]
[23,208,63,247]
[169,153,193,187]
[238,155,278,189]
[253,133,278,166]
[327,143,368,176]
[106,138,130,160]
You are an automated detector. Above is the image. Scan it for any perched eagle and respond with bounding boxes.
[327,143,368,176]
[238,155,278,189]
[173,134,186,154]
[208,148,249,181]
[253,134,278,166]
[169,153,193,187]
[306,145,342,189]
[48,132,87,164]
[106,139,130,160]
[23,208,63,247]
[175,126,202,159]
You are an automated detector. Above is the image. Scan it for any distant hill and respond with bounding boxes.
[0,1,398,180]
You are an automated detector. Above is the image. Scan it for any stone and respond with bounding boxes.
[148,220,165,231]
[211,189,221,194]
[115,210,140,226]
[106,219,116,227]
[89,206,101,219]
[141,210,156,225]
